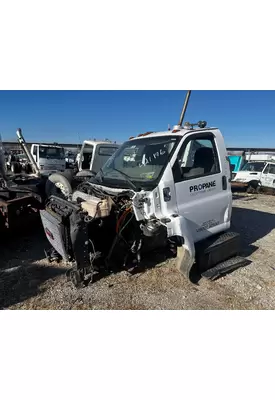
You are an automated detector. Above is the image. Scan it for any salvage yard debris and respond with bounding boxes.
[1,193,275,310]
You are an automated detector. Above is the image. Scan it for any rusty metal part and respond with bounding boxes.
[230,181,249,189]
[0,193,41,232]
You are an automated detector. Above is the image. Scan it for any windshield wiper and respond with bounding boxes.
[95,167,138,191]
[111,167,138,191]
[100,167,137,191]
[95,168,104,183]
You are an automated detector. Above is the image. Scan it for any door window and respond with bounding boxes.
[268,164,275,175]
[173,135,220,182]
[262,164,270,174]
[32,145,38,161]
[98,146,118,156]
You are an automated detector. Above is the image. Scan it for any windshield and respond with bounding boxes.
[241,162,266,172]
[97,135,181,190]
[39,147,65,160]
[17,154,28,160]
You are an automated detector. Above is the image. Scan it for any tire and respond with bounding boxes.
[62,168,75,183]
[75,170,95,183]
[246,180,259,194]
[45,173,73,199]
[75,170,95,178]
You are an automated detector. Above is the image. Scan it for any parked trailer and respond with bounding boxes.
[0,135,41,232]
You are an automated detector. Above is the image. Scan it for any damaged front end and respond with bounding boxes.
[40,182,173,287]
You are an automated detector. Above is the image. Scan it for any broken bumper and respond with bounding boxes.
[230,181,248,190]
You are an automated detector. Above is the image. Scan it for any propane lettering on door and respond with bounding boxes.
[189,180,216,195]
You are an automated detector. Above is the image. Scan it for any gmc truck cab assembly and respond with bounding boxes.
[40,92,248,286]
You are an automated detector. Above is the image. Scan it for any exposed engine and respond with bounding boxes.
[40,181,170,286]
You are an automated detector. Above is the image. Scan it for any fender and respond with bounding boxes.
[166,215,195,280]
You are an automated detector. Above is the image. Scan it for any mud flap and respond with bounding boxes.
[176,245,194,280]
[167,215,195,281]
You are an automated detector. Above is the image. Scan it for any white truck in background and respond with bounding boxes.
[44,139,120,199]
[231,160,275,192]
[30,143,66,175]
[76,140,120,176]
[15,129,66,176]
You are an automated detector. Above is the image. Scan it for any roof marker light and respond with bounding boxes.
[198,120,207,128]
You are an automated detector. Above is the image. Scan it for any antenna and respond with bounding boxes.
[77,132,81,144]
[178,90,191,126]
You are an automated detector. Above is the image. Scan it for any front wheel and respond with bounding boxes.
[246,181,260,194]
[45,173,73,199]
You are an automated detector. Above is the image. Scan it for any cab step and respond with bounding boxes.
[195,231,241,272]
[201,256,250,281]
[194,231,251,280]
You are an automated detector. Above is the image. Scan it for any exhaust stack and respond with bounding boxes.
[16,128,40,175]
[178,90,191,127]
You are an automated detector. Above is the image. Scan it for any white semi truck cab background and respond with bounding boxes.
[30,143,66,175]
[77,140,120,175]
[15,128,66,177]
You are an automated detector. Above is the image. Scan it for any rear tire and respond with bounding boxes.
[45,173,73,199]
[75,170,95,178]
[75,170,95,184]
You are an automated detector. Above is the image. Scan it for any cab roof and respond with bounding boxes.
[83,140,119,146]
[129,127,219,141]
[37,144,64,149]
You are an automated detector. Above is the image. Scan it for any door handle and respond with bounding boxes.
[222,175,227,190]
[163,187,171,202]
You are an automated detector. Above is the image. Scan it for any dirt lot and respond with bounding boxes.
[1,193,275,310]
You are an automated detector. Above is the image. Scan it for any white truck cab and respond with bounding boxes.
[102,125,232,244]
[41,121,246,286]
[30,144,66,176]
[77,140,120,174]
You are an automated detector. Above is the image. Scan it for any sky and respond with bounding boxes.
[0,90,275,147]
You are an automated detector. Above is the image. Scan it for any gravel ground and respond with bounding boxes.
[1,193,275,310]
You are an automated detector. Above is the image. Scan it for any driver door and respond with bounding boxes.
[261,163,275,188]
[172,131,231,242]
